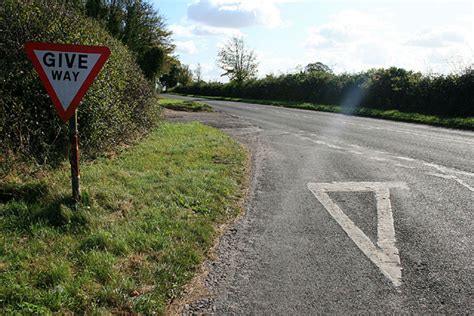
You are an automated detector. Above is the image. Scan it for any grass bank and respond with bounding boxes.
[0,122,247,314]
[171,94,474,130]
[159,97,212,112]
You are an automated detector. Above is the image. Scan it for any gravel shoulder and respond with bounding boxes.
[164,108,265,314]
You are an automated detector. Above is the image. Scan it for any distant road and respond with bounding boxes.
[166,94,474,313]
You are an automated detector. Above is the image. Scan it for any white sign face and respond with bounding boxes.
[33,51,101,110]
[33,50,100,111]
[25,42,110,121]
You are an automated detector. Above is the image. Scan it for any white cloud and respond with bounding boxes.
[304,10,472,74]
[170,23,243,38]
[170,24,193,37]
[175,40,198,55]
[406,27,468,47]
[187,0,282,28]
[193,24,243,36]
[255,50,304,76]
[304,10,389,51]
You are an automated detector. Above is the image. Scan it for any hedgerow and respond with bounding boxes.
[173,67,474,118]
[0,1,160,172]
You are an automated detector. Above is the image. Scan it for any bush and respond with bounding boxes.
[0,1,160,169]
[173,67,474,118]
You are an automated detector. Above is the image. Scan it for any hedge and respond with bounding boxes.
[0,1,160,171]
[173,67,474,118]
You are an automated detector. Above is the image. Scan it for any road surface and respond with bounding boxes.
[166,95,473,314]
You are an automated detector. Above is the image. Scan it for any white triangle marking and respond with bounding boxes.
[307,182,409,287]
[33,50,101,110]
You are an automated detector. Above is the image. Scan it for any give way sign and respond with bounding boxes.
[25,42,111,121]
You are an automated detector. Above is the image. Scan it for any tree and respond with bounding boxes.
[304,62,332,74]
[83,0,174,83]
[106,1,125,37]
[177,64,193,86]
[140,45,166,82]
[194,63,203,82]
[217,37,258,83]
[160,58,192,88]
[85,0,107,19]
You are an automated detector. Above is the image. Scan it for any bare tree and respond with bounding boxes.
[194,63,203,82]
[217,37,258,83]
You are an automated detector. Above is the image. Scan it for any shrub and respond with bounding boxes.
[173,67,474,118]
[0,1,160,169]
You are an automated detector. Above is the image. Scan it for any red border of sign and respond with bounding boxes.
[25,42,111,122]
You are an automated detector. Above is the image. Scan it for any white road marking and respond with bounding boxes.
[423,162,474,178]
[311,133,328,139]
[294,132,473,192]
[343,122,474,146]
[453,179,473,192]
[307,181,409,287]
[291,128,473,195]
[370,157,388,162]
[396,156,415,161]
[427,172,458,180]
[395,164,416,169]
[427,173,474,192]
[220,101,472,146]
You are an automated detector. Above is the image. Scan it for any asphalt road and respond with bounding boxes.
[165,95,473,314]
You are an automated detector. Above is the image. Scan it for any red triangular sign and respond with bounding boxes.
[25,42,111,122]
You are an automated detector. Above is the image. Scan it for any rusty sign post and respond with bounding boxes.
[69,110,81,202]
[25,42,110,204]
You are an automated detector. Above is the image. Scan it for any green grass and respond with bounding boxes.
[172,94,474,130]
[159,97,213,112]
[0,122,247,314]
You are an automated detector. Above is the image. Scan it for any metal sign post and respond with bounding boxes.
[24,42,110,204]
[69,110,80,203]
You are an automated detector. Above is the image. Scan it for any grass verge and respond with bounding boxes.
[159,97,212,112]
[171,93,474,130]
[0,122,247,314]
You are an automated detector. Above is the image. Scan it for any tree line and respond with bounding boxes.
[177,37,474,118]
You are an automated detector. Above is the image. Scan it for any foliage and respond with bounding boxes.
[174,66,474,118]
[83,0,174,82]
[217,37,258,83]
[304,62,332,74]
[160,58,193,89]
[0,122,247,313]
[0,0,159,171]
[140,45,166,82]
[159,98,213,112]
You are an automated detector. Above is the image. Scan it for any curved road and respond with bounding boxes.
[166,95,473,314]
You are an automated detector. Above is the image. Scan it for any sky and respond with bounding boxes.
[153,0,473,81]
